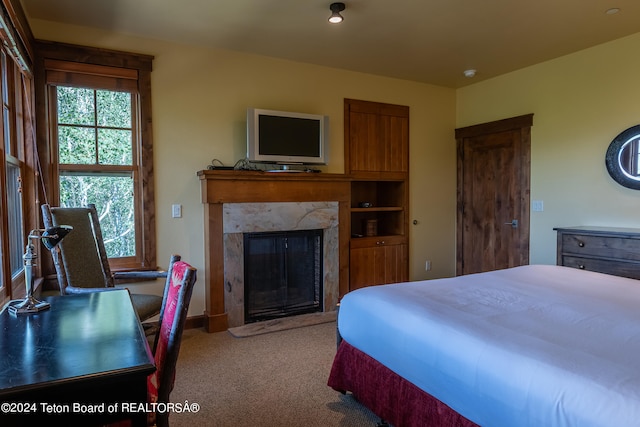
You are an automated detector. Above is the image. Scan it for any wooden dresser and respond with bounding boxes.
[554,226,640,280]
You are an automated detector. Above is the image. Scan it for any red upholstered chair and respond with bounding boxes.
[110,255,196,427]
[147,257,197,427]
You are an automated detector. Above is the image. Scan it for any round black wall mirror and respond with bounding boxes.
[605,125,640,190]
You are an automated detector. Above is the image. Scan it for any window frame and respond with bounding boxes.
[50,85,142,265]
[0,0,41,305]
[0,42,33,303]
[35,41,157,272]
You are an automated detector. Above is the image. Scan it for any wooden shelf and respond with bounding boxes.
[351,206,403,213]
[350,235,406,247]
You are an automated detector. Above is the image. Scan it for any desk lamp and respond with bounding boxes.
[8,225,72,315]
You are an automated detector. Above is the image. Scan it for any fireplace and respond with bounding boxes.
[223,201,339,327]
[244,229,323,323]
[199,171,351,332]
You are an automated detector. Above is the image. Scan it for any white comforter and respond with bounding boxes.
[337,265,640,427]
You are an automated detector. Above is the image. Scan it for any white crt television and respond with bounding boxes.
[246,108,328,165]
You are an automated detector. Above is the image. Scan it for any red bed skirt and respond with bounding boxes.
[328,340,479,427]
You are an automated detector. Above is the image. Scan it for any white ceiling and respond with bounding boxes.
[20,0,640,88]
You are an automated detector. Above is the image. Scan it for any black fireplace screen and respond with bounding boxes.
[244,229,323,323]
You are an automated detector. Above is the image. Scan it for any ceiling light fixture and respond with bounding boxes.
[463,69,477,78]
[329,2,346,24]
[605,8,620,15]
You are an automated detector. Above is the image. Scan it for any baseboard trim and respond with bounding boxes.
[185,314,205,330]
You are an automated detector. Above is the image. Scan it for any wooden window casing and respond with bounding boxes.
[0,21,34,302]
[35,41,157,272]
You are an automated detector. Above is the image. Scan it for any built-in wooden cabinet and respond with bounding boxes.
[349,237,407,290]
[345,99,409,290]
[345,99,409,175]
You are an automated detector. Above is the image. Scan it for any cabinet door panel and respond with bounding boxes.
[349,112,409,173]
[346,99,409,174]
[383,243,408,283]
[349,244,407,290]
[349,246,379,290]
[349,110,379,172]
[380,114,409,172]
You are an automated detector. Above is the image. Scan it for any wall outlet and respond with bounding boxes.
[172,204,182,218]
[425,260,432,271]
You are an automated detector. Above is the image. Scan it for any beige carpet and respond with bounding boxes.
[168,321,381,427]
[228,311,337,338]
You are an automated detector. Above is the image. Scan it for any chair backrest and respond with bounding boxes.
[41,203,114,293]
[147,258,197,427]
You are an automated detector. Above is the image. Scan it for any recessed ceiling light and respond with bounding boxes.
[606,8,620,15]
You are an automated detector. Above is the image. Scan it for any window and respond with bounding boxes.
[55,86,139,259]
[0,45,31,301]
[39,44,156,271]
[3,51,25,277]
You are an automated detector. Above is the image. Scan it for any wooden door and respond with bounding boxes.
[455,115,533,275]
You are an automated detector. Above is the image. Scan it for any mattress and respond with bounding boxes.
[337,265,640,427]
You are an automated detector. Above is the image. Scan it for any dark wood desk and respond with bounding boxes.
[0,289,155,426]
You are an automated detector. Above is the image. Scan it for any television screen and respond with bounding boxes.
[258,115,321,157]
[247,108,328,165]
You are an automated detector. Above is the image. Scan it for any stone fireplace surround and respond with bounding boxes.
[198,170,351,332]
[223,202,339,327]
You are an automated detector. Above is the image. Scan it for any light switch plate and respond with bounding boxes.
[532,200,544,212]
[172,204,182,218]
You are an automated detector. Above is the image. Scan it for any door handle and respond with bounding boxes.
[505,219,518,228]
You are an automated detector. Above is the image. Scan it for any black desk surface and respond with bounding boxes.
[0,290,154,425]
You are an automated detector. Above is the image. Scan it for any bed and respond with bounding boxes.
[328,265,640,427]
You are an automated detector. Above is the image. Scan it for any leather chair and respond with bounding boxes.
[41,203,164,324]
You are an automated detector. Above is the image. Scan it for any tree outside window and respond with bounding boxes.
[56,86,138,259]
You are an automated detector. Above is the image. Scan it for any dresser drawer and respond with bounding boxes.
[561,234,640,262]
[555,226,640,280]
[562,256,640,280]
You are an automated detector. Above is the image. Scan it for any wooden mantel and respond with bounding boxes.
[197,170,351,332]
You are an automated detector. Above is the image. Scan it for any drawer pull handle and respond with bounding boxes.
[578,265,585,269]
[578,241,585,247]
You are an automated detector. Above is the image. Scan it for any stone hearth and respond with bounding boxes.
[223,202,339,327]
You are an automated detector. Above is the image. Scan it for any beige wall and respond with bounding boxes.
[33,19,639,319]
[30,19,457,316]
[457,32,640,266]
